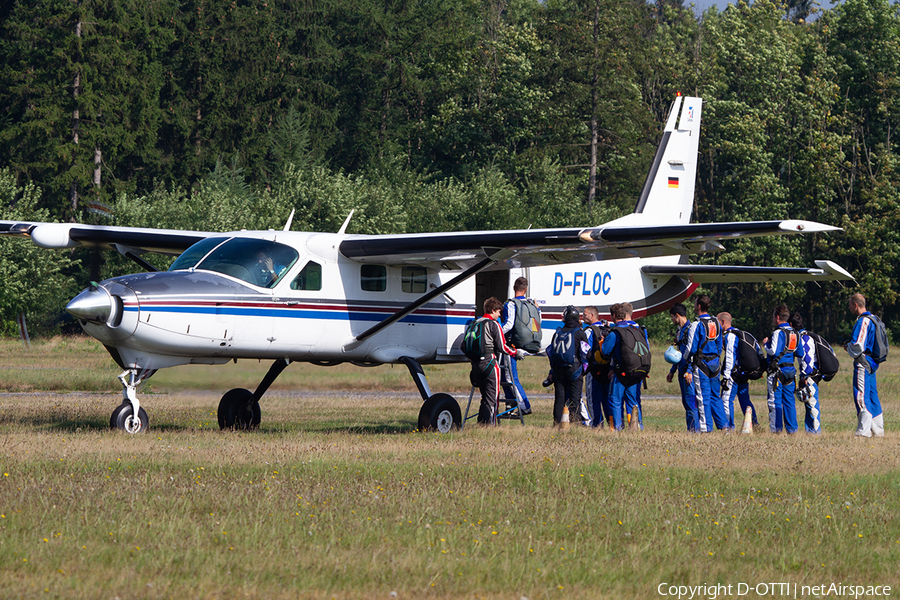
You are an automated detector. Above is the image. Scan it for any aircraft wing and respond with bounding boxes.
[641,260,855,282]
[0,221,213,255]
[339,220,841,269]
[3,218,845,276]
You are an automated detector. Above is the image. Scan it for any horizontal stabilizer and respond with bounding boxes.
[641,260,854,283]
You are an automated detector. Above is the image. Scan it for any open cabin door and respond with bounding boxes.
[474,270,509,316]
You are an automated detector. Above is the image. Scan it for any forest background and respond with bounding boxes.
[0,0,897,343]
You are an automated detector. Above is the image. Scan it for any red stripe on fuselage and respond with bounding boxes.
[130,299,475,317]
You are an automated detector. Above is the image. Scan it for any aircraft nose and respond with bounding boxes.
[67,285,112,323]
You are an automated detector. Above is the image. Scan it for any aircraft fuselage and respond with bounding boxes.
[69,230,694,372]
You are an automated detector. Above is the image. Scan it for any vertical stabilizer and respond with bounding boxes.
[608,97,702,227]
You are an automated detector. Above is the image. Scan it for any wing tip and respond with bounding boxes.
[779,220,842,234]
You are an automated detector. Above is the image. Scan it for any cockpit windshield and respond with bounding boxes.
[169,237,299,288]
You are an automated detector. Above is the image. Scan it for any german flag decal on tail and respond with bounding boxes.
[668,177,679,188]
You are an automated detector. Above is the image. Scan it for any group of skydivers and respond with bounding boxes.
[464,279,887,437]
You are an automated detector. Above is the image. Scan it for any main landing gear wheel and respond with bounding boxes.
[418,393,461,433]
[218,388,261,430]
[110,403,149,434]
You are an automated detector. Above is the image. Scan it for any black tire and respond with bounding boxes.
[217,388,261,430]
[111,404,149,434]
[417,393,461,433]
[109,403,128,429]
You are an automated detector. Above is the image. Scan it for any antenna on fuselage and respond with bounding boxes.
[337,209,355,235]
[283,209,295,232]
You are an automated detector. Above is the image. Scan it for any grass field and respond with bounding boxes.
[1,336,899,599]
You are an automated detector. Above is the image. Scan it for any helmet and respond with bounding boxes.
[664,345,683,365]
[563,305,580,324]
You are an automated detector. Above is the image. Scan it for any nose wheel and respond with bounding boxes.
[111,369,154,434]
[110,402,149,433]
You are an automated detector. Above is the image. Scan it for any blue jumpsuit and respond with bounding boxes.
[795,329,821,433]
[600,321,646,430]
[584,321,611,427]
[500,296,533,412]
[669,321,699,431]
[684,314,726,432]
[848,312,884,437]
[721,327,759,429]
[765,323,801,433]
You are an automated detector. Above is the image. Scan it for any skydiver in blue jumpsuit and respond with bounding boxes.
[846,293,885,437]
[683,295,727,432]
[666,303,699,432]
[764,304,802,434]
[600,302,646,430]
[718,311,760,430]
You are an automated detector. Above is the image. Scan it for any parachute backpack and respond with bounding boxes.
[616,326,651,384]
[863,314,889,364]
[549,327,580,374]
[508,298,542,353]
[693,315,722,378]
[768,328,800,373]
[807,331,839,382]
[461,317,488,361]
[732,329,765,383]
[587,322,611,376]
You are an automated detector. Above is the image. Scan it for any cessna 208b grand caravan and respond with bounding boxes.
[0,96,852,434]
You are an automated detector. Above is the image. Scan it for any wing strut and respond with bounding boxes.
[354,248,514,343]
[119,249,159,272]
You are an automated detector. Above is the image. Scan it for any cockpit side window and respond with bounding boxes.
[171,237,299,288]
[291,261,322,291]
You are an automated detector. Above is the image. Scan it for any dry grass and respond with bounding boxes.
[1,336,899,599]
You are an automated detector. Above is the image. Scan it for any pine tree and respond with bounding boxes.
[0,0,173,215]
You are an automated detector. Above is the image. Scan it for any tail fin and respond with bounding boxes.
[608,96,702,227]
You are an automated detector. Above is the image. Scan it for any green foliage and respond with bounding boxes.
[837,146,900,339]
[114,173,290,234]
[0,170,80,335]
[0,0,175,215]
[641,311,677,343]
[537,0,655,208]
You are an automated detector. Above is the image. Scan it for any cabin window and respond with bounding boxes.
[169,237,299,289]
[401,266,427,293]
[291,261,322,291]
[360,265,386,292]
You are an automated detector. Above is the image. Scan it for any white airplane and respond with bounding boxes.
[0,96,853,434]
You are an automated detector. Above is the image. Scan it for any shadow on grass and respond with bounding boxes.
[2,408,420,435]
[28,417,201,433]
[0,412,214,434]
[259,419,419,435]
[4,416,421,435]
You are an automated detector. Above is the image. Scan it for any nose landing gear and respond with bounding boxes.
[110,369,155,433]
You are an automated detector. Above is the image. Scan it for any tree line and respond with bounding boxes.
[1,0,898,342]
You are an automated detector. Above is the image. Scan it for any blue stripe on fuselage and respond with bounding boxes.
[124,303,470,326]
